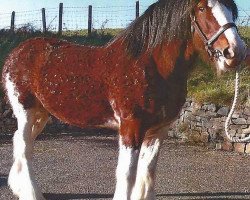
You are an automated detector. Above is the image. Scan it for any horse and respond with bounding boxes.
[1,0,246,199]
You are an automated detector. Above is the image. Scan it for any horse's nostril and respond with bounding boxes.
[223,47,235,59]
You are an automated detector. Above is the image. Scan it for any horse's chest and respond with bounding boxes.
[143,67,188,123]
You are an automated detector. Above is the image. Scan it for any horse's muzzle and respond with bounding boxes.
[223,44,247,69]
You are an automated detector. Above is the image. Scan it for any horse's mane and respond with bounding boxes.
[117,0,238,57]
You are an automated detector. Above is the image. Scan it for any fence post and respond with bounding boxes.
[58,3,63,35]
[88,5,92,36]
[10,11,15,32]
[136,1,139,18]
[42,8,46,33]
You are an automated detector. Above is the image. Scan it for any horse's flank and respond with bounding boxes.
[2,35,194,133]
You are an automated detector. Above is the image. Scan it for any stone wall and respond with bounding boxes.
[1,97,250,153]
[169,98,250,153]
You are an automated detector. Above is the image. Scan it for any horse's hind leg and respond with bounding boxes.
[8,103,48,200]
[6,76,49,200]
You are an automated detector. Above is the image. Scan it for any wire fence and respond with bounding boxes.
[0,3,249,34]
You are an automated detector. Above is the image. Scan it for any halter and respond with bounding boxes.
[191,16,237,60]
[192,16,250,143]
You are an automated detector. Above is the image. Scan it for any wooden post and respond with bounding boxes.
[42,8,46,33]
[58,3,63,35]
[10,11,15,32]
[136,1,139,18]
[88,5,92,36]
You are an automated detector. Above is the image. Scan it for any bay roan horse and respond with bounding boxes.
[2,0,246,199]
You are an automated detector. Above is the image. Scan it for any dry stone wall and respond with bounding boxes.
[1,98,250,153]
[169,98,250,153]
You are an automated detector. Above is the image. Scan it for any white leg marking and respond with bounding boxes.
[113,138,139,200]
[131,139,162,200]
[6,74,46,200]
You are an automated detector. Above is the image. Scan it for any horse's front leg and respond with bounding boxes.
[113,118,141,200]
[131,127,167,200]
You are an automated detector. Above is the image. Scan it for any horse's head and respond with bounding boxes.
[192,0,246,71]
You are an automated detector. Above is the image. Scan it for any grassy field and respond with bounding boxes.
[0,27,249,106]
[188,60,250,105]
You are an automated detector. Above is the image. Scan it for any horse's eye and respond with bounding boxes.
[199,7,205,12]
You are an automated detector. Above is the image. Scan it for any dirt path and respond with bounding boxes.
[1,134,250,200]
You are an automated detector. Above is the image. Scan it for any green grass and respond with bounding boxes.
[188,59,250,105]
[61,28,122,46]
[0,27,249,105]
[239,26,250,44]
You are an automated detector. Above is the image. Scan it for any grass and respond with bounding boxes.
[239,25,250,44]
[188,59,250,106]
[0,27,249,105]
[61,28,122,46]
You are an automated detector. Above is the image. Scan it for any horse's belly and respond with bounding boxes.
[49,100,114,128]
[36,86,114,128]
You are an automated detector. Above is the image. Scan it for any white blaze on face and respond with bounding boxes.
[208,0,246,70]
[208,0,236,43]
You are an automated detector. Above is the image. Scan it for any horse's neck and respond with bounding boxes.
[152,40,195,79]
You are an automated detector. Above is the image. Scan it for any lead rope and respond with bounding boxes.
[224,68,250,143]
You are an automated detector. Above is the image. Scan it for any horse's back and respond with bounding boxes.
[2,37,114,128]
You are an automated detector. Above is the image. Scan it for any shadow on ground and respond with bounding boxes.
[0,174,8,187]
[44,192,250,200]
[158,192,250,199]
[0,128,117,144]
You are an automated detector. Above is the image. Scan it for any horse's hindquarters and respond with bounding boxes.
[2,37,115,129]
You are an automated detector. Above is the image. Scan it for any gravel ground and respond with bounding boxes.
[0,133,250,200]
